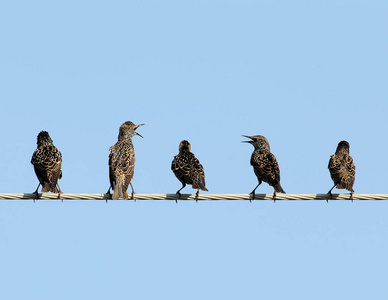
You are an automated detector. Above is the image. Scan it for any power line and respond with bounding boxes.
[0,193,386,201]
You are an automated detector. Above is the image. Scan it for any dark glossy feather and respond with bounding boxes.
[172,140,208,194]
[172,152,208,191]
[31,131,62,193]
[328,149,355,192]
[108,121,143,199]
[251,149,284,193]
[243,135,285,198]
[109,141,135,199]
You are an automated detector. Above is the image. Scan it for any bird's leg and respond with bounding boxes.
[33,183,41,202]
[195,190,199,202]
[273,190,277,203]
[176,183,186,200]
[350,192,354,202]
[106,186,112,203]
[129,182,135,201]
[57,183,63,201]
[327,184,336,203]
[250,183,261,202]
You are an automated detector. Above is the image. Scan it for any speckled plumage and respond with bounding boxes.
[108,121,144,200]
[328,140,355,199]
[243,135,285,200]
[171,140,208,199]
[31,131,62,194]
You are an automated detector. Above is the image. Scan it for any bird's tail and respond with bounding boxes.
[337,181,355,193]
[274,182,285,194]
[193,179,208,192]
[41,182,59,193]
[112,179,128,200]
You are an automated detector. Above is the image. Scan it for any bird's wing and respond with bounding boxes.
[329,154,355,191]
[171,153,191,179]
[31,145,62,188]
[251,150,281,183]
[32,148,48,186]
[346,155,356,178]
[343,154,356,190]
[191,155,208,191]
[49,146,62,186]
[328,154,342,184]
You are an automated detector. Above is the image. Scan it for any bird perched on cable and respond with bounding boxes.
[31,131,63,197]
[242,135,285,201]
[107,121,144,200]
[328,140,356,201]
[171,140,208,201]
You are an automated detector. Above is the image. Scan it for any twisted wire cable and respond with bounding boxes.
[0,193,387,201]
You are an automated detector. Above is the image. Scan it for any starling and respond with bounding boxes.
[171,140,208,201]
[242,135,285,201]
[31,131,63,197]
[107,121,144,200]
[328,140,356,200]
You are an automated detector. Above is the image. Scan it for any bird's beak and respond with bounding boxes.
[135,124,145,138]
[135,123,145,129]
[241,135,253,143]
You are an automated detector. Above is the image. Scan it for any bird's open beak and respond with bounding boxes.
[241,135,253,143]
[135,124,145,138]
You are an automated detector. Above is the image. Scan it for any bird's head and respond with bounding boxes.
[37,131,53,146]
[242,135,270,151]
[335,140,350,154]
[118,121,145,140]
[179,140,191,152]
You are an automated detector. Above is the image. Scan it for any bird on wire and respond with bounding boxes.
[242,135,285,202]
[328,140,356,201]
[171,140,208,202]
[107,121,144,200]
[31,131,63,199]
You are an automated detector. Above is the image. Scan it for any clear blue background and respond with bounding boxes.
[1,1,388,299]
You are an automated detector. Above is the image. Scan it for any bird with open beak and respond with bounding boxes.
[107,121,144,200]
[242,135,285,201]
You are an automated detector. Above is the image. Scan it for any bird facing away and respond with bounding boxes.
[171,140,208,201]
[107,121,144,200]
[328,140,356,200]
[242,135,285,201]
[31,131,63,196]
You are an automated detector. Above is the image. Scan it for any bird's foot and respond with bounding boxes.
[195,191,199,202]
[273,192,277,203]
[175,192,181,203]
[32,190,40,202]
[105,188,112,203]
[326,192,332,203]
[249,192,255,202]
[350,192,354,202]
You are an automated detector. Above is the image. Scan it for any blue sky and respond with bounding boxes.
[1,1,388,299]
